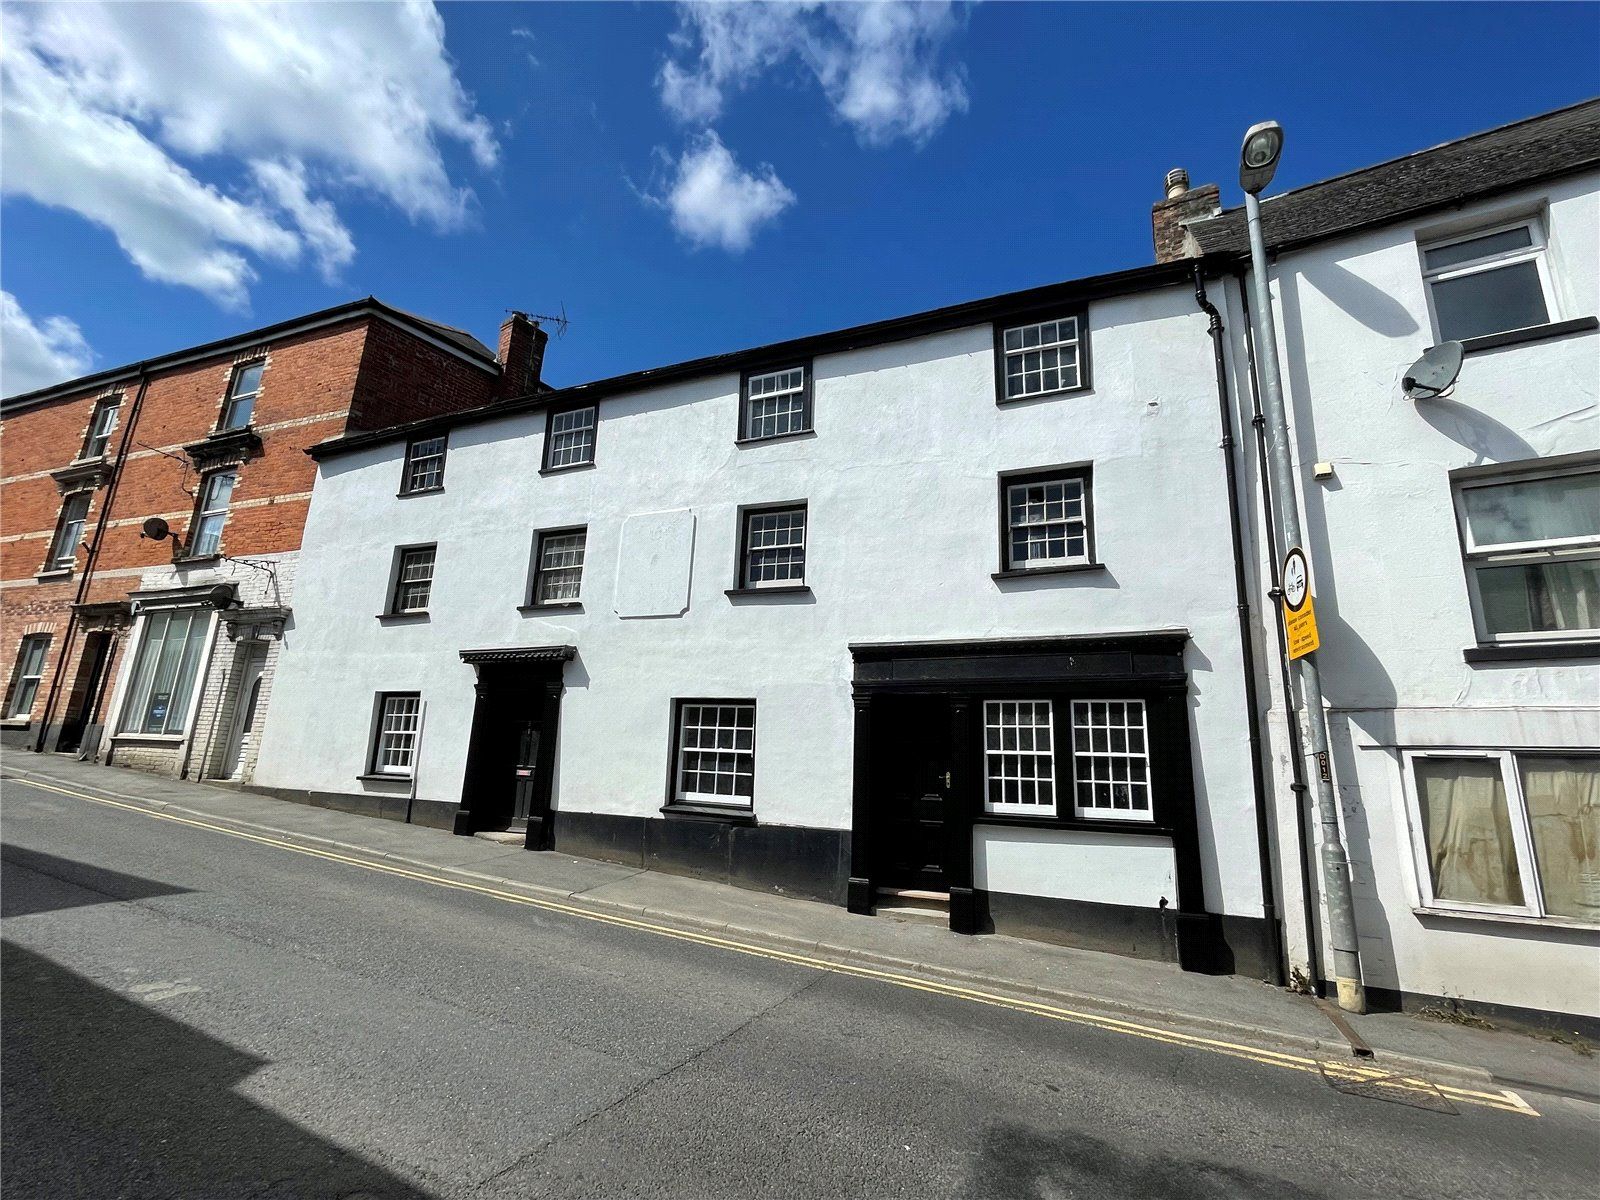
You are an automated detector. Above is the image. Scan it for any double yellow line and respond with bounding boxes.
[13,776,1539,1117]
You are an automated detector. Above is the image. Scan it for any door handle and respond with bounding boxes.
[943,771,952,788]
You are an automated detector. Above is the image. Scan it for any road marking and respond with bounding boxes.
[13,777,1540,1117]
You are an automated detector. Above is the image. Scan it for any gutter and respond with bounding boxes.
[1191,264,1286,988]
[33,366,152,753]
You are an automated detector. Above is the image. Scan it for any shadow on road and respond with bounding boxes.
[0,844,195,918]
[1,940,436,1199]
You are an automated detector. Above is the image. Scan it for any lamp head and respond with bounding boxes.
[1239,120,1284,195]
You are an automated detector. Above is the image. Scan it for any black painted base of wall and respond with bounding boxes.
[1352,983,1600,1042]
[975,891,1277,981]
[0,725,37,751]
[243,784,458,832]
[552,810,851,906]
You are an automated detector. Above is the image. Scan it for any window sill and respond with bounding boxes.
[734,429,816,447]
[34,567,74,582]
[396,486,444,499]
[660,802,758,826]
[357,772,412,784]
[111,732,186,744]
[1411,905,1600,933]
[0,718,32,730]
[173,554,221,568]
[519,601,583,613]
[539,461,596,477]
[1463,641,1599,664]
[1458,315,1598,355]
[995,383,1090,407]
[975,814,1171,837]
[992,562,1104,581]
[725,585,812,599]
[376,612,430,624]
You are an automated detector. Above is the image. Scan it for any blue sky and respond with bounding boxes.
[4,1,1598,397]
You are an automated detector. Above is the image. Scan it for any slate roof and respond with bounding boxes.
[381,304,494,361]
[1189,97,1600,256]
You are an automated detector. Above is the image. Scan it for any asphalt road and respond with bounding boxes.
[3,778,1597,1200]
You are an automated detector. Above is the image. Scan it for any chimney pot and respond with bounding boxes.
[1164,167,1190,199]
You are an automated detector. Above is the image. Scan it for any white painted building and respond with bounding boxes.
[1169,99,1600,1027]
[254,261,1285,979]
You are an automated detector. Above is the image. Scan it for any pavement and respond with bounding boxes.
[6,758,1600,1199]
[4,752,1598,1109]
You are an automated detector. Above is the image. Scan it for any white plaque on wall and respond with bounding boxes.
[614,508,696,618]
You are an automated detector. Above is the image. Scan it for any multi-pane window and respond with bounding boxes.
[190,471,237,557]
[82,398,122,458]
[402,435,447,493]
[673,702,756,808]
[1072,700,1152,820]
[46,491,91,570]
[5,634,50,719]
[220,360,264,430]
[1453,462,1598,644]
[1003,471,1091,570]
[544,405,597,470]
[1422,220,1554,342]
[371,693,422,776]
[118,609,211,735]
[740,505,807,588]
[390,546,436,614]
[532,528,587,604]
[999,315,1084,400]
[984,701,1057,815]
[742,366,811,441]
[1406,751,1599,922]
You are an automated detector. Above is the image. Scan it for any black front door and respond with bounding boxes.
[56,633,112,754]
[459,660,563,845]
[511,719,541,826]
[877,697,954,892]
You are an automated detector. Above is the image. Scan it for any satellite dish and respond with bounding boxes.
[140,516,170,541]
[1403,341,1464,400]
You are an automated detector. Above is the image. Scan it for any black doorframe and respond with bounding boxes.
[454,645,574,850]
[847,632,1212,959]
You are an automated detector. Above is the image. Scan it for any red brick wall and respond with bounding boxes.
[348,321,498,432]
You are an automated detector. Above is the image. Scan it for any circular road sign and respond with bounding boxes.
[1282,547,1310,613]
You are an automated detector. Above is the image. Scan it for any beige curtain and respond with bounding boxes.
[1415,758,1524,907]
[1521,756,1600,920]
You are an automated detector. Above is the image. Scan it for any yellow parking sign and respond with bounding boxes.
[1282,547,1320,660]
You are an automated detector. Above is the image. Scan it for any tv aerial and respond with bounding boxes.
[512,302,570,338]
[1402,341,1464,400]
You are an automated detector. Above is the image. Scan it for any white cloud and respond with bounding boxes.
[648,131,796,253]
[658,1,969,147]
[1,292,94,397]
[1,2,496,308]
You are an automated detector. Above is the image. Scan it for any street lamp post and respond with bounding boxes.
[1239,121,1366,1013]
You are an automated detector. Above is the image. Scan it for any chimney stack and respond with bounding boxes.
[1150,167,1221,263]
[497,311,549,399]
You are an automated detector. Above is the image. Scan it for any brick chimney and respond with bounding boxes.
[497,312,549,399]
[1151,168,1221,263]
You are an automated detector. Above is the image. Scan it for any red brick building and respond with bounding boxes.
[1,298,545,780]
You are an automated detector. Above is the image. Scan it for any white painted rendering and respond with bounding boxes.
[974,825,1177,908]
[1225,170,1600,1017]
[256,285,1270,922]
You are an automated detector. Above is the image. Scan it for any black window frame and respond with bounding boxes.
[219,359,265,431]
[730,500,810,595]
[737,361,814,445]
[385,543,438,617]
[366,690,422,777]
[663,697,759,819]
[400,433,448,496]
[526,524,588,610]
[81,396,123,460]
[994,463,1098,579]
[993,307,1092,405]
[541,402,598,473]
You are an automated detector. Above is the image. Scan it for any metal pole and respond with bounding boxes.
[1242,190,1366,1013]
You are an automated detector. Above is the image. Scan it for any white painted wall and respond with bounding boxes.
[974,825,1176,908]
[257,285,1269,918]
[1227,170,1600,1015]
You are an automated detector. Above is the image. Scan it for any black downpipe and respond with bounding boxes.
[1192,264,1286,987]
[1237,274,1324,994]
[33,367,152,754]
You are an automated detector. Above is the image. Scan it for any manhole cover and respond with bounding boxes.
[1318,1063,1458,1114]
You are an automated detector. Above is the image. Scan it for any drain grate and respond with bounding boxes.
[1318,1062,1459,1114]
